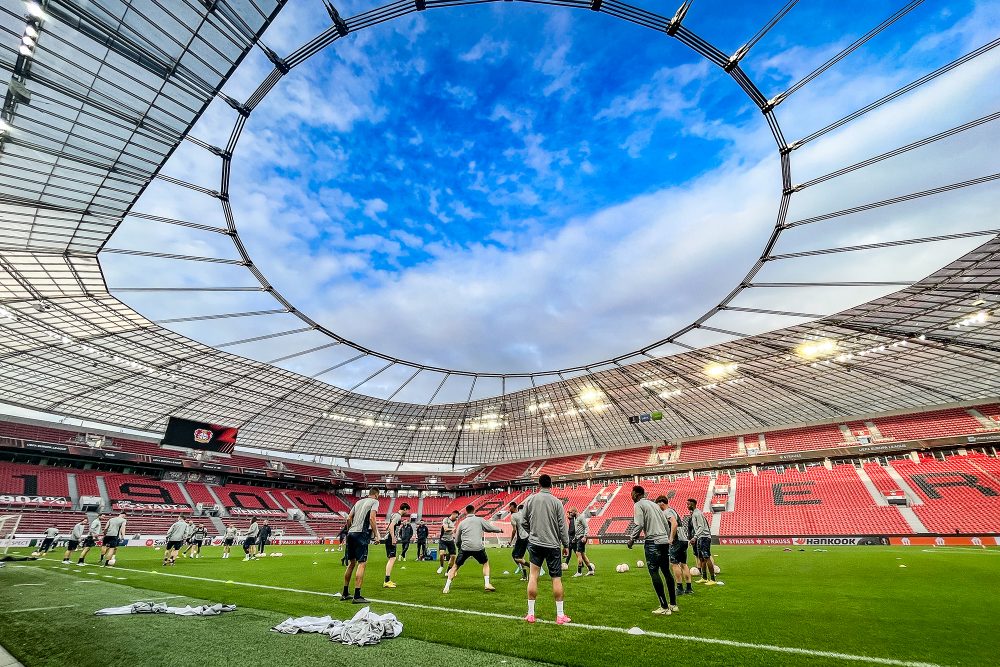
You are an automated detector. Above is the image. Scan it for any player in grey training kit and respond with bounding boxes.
[383,503,409,588]
[222,525,237,558]
[101,513,127,566]
[243,519,260,560]
[437,510,459,574]
[77,515,102,565]
[62,518,87,563]
[658,496,693,596]
[507,501,529,581]
[687,498,720,585]
[522,474,572,624]
[163,516,189,566]
[628,486,677,615]
[569,508,595,577]
[342,488,381,604]
[443,505,502,593]
[39,526,60,553]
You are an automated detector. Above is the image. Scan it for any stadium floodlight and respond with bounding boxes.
[705,361,738,378]
[22,35,35,48]
[795,338,837,360]
[578,387,603,405]
[24,24,37,38]
[0,120,9,135]
[954,310,989,328]
[25,2,44,19]
[19,44,32,57]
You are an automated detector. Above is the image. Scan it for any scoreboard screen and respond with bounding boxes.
[161,417,237,454]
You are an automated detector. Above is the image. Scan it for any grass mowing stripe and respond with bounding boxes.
[96,564,947,667]
[0,605,77,613]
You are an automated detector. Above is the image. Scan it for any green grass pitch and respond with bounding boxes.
[1,544,998,666]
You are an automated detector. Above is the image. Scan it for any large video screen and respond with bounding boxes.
[161,417,237,454]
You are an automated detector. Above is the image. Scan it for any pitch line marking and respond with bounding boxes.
[0,605,77,613]
[79,564,946,667]
[10,583,44,587]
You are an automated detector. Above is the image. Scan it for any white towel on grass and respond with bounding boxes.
[271,606,402,646]
[95,602,236,616]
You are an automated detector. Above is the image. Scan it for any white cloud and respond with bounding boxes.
[459,36,509,63]
[363,198,389,220]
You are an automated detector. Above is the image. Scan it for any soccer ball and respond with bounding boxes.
[615,563,630,573]
[30,551,40,557]
[324,548,330,552]
[690,566,700,576]
[714,564,720,574]
[107,557,116,566]
[636,560,645,568]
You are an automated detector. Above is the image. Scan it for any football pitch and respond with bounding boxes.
[1,545,997,666]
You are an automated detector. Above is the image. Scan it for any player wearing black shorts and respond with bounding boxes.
[222,525,237,559]
[163,516,189,566]
[39,526,59,553]
[243,519,260,560]
[507,501,529,581]
[437,511,459,574]
[342,489,381,604]
[415,521,429,560]
[62,518,87,564]
[687,498,720,585]
[77,516,102,566]
[522,474,571,624]
[100,513,127,567]
[658,496,693,596]
[442,505,501,594]
[628,487,676,616]
[383,503,409,589]
[569,508,595,577]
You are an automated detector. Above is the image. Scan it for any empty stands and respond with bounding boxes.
[598,446,653,470]
[890,457,1000,533]
[103,474,188,510]
[719,465,912,535]
[0,462,71,503]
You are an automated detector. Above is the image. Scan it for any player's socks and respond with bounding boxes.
[385,575,391,583]
[527,600,536,617]
[555,601,566,618]
[484,576,490,587]
[443,578,452,593]
[354,587,362,599]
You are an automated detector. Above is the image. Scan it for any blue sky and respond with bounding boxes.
[103,0,1000,385]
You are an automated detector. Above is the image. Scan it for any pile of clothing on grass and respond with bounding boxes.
[271,606,403,646]
[95,602,236,616]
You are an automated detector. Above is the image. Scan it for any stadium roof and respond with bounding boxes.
[1,0,999,465]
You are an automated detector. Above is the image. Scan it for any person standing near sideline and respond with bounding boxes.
[341,488,381,604]
[399,518,414,561]
[628,486,677,616]
[415,520,429,561]
[257,519,272,556]
[522,474,571,625]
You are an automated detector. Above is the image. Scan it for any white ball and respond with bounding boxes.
[324,548,330,552]
[714,564,720,574]
[690,566,700,576]
[636,560,645,568]
[108,557,116,566]
[615,563,630,573]
[30,551,40,557]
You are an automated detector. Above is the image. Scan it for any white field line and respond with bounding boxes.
[0,605,77,613]
[47,563,948,667]
[10,583,44,587]
[918,548,999,555]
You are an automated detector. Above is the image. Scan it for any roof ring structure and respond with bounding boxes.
[3,0,999,464]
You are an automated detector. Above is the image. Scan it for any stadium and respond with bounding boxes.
[1,0,999,665]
